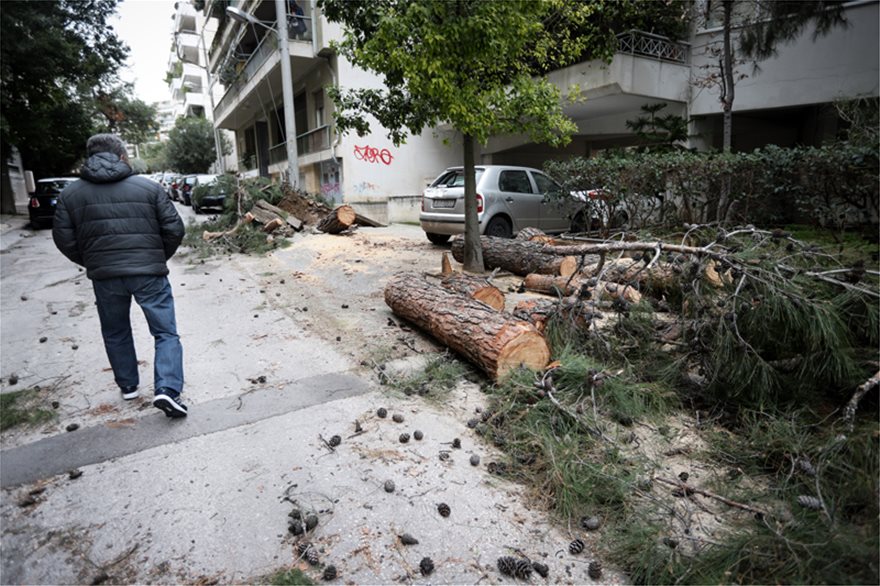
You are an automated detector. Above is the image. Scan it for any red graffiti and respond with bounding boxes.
[354,145,393,165]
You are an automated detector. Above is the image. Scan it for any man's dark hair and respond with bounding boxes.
[86,134,128,159]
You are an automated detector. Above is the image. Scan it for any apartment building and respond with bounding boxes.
[200,0,878,222]
[169,1,237,173]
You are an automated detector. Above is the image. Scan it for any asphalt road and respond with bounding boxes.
[0,205,616,585]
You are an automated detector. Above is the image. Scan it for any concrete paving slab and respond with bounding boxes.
[1,385,620,585]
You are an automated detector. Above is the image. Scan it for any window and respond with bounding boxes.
[498,170,532,194]
[532,172,561,195]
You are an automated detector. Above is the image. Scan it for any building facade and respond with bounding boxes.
[200,0,879,222]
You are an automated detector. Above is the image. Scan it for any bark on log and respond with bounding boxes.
[440,273,505,311]
[584,259,675,291]
[353,212,385,227]
[385,273,550,379]
[253,199,303,231]
[317,204,357,234]
[261,218,283,233]
[523,273,642,304]
[451,235,578,277]
[512,298,596,332]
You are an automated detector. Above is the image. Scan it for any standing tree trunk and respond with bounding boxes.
[0,155,18,215]
[717,0,735,223]
[462,133,484,273]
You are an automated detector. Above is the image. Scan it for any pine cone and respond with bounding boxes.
[419,557,435,576]
[452,438,461,449]
[399,533,419,545]
[328,435,341,447]
[392,413,404,423]
[376,407,387,418]
[413,430,424,440]
[437,502,451,517]
[513,559,533,580]
[384,480,395,493]
[305,514,319,531]
[531,561,549,578]
[399,433,410,443]
[296,542,311,555]
[497,556,517,576]
[322,565,337,581]
[569,538,585,554]
[797,494,822,510]
[588,561,602,580]
[306,547,320,566]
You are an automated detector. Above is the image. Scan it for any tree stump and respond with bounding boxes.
[384,273,550,379]
[451,235,579,277]
[440,273,505,311]
[317,204,357,234]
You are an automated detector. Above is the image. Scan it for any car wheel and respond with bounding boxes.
[426,232,450,245]
[192,202,200,214]
[610,210,629,229]
[570,210,590,233]
[484,216,513,239]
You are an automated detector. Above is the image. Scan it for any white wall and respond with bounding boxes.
[690,1,879,116]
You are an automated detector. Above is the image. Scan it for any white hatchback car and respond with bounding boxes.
[419,165,586,244]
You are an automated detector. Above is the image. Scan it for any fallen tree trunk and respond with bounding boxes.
[385,273,550,379]
[583,258,675,291]
[253,199,303,231]
[317,204,357,234]
[353,212,385,227]
[440,273,505,311]
[451,235,580,277]
[523,273,643,304]
[202,213,254,241]
[512,298,597,332]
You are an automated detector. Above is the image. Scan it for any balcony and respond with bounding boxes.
[174,2,197,33]
[176,31,201,66]
[616,30,689,64]
[266,126,330,167]
[184,91,207,116]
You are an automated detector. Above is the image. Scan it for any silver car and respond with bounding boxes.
[419,165,584,244]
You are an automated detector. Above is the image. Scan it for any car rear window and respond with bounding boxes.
[431,169,484,188]
[498,170,532,194]
[35,181,71,195]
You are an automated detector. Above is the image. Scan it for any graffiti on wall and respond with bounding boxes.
[354,145,394,166]
[352,181,380,195]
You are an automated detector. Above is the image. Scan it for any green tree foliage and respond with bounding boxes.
[95,86,159,146]
[0,0,128,212]
[165,117,223,174]
[624,103,688,153]
[321,0,616,271]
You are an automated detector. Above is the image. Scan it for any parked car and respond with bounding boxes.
[179,174,217,206]
[28,177,77,228]
[419,165,586,244]
[186,174,225,214]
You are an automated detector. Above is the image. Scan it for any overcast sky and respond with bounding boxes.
[112,0,177,105]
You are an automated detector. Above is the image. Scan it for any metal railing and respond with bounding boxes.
[616,30,689,64]
[214,15,313,116]
[266,126,331,167]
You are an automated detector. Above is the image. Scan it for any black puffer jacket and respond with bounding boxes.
[53,153,185,280]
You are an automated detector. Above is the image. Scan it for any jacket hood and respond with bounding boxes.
[80,152,132,184]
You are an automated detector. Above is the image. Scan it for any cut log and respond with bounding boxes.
[261,218,284,233]
[440,273,505,311]
[384,273,550,379]
[353,212,385,228]
[317,204,357,234]
[253,199,303,231]
[451,235,579,277]
[512,298,597,332]
[584,259,675,291]
[523,273,643,304]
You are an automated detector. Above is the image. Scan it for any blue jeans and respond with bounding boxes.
[92,275,184,394]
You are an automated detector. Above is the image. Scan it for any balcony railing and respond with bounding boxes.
[214,14,313,116]
[265,126,331,167]
[616,30,689,64]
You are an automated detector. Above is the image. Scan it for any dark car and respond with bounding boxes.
[28,177,77,228]
[190,175,226,214]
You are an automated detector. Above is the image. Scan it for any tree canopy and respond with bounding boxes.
[321,0,612,270]
[165,116,225,174]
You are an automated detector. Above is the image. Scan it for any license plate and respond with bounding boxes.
[432,199,456,209]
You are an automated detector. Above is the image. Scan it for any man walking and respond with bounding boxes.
[53,134,188,418]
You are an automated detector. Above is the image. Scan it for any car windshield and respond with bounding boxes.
[35,180,71,195]
[431,169,484,188]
